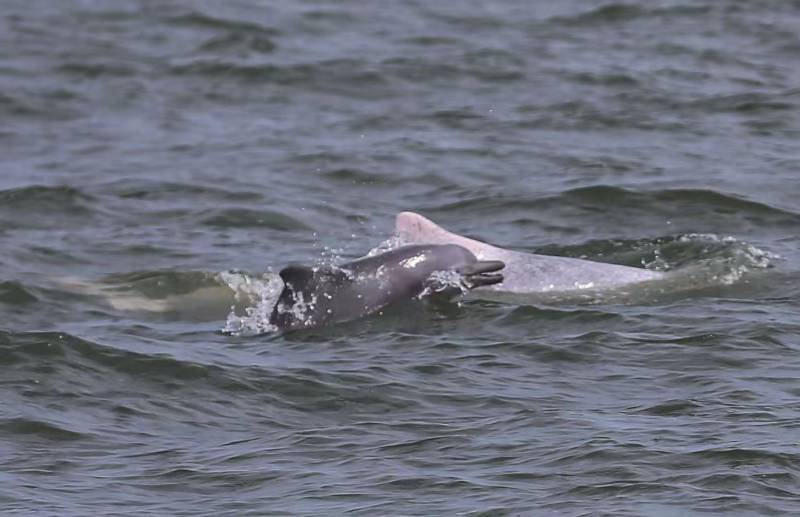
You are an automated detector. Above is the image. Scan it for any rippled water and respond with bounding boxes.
[2,1,799,515]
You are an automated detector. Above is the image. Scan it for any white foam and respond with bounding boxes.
[221,271,284,336]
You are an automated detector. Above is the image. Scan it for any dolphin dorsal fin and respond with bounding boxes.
[395,212,445,242]
[279,264,350,290]
[394,211,489,258]
[278,265,316,289]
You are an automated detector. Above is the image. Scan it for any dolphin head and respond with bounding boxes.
[269,244,504,331]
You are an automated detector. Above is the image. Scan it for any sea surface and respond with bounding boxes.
[1,1,799,515]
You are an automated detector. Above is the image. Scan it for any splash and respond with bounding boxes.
[269,289,321,329]
[416,270,468,300]
[636,233,777,285]
[680,233,777,286]
[220,271,283,336]
[365,235,405,256]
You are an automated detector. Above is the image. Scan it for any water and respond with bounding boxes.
[2,0,799,514]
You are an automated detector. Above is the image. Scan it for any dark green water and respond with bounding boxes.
[1,1,799,515]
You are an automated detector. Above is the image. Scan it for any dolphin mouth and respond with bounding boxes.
[458,260,506,288]
[467,273,504,288]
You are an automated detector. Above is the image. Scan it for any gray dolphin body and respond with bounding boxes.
[270,244,504,330]
[394,212,663,294]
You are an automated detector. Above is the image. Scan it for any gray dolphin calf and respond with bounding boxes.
[270,244,504,330]
[394,212,663,294]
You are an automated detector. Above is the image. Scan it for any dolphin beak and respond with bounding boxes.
[458,260,505,276]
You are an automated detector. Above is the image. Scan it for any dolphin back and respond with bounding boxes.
[394,211,663,294]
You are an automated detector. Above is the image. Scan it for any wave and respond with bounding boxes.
[536,231,776,273]
[549,4,711,27]
[561,185,799,219]
[0,89,81,121]
[56,62,137,78]
[201,208,310,231]
[0,185,95,230]
[0,184,93,210]
[0,330,213,381]
[0,329,420,415]
[169,59,393,100]
[0,281,38,304]
[689,91,800,114]
[166,11,279,55]
[196,31,277,54]
[169,49,526,99]
[433,186,800,231]
[99,179,264,202]
[165,12,277,35]
[0,417,86,441]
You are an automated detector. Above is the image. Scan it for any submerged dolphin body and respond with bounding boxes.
[270,244,504,330]
[394,212,663,294]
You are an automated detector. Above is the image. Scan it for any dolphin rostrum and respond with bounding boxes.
[394,212,663,294]
[270,244,505,330]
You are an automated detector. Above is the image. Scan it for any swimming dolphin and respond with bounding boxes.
[394,212,663,294]
[270,244,505,330]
